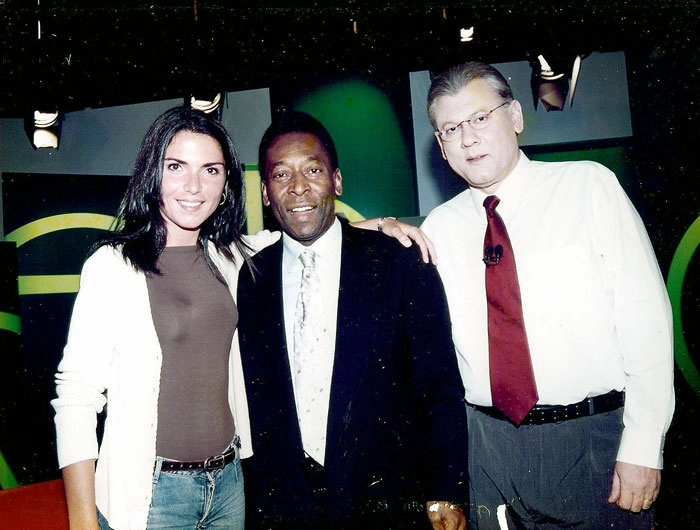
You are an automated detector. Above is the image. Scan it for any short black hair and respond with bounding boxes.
[258,109,339,178]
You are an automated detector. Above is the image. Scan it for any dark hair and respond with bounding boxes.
[257,110,339,178]
[427,61,515,128]
[96,105,251,280]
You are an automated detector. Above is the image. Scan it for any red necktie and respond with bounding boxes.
[483,195,538,425]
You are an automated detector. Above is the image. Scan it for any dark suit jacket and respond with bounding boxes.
[238,220,468,529]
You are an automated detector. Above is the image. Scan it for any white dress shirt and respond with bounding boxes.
[282,218,342,464]
[422,151,674,469]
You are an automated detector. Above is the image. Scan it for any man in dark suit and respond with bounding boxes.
[237,110,469,530]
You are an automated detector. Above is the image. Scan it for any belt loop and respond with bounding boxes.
[152,457,164,484]
[589,396,595,416]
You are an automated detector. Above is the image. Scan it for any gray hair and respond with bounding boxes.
[427,61,514,128]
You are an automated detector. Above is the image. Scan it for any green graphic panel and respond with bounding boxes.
[0,242,20,488]
[667,215,700,396]
[0,311,21,335]
[0,450,18,489]
[293,78,417,219]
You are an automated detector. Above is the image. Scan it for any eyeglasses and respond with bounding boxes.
[435,101,509,142]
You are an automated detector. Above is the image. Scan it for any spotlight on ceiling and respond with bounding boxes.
[26,110,61,149]
[460,27,474,42]
[529,53,587,112]
[569,54,584,107]
[531,54,569,112]
[188,92,223,116]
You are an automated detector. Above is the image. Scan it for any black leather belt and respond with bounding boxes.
[160,440,240,472]
[468,390,624,425]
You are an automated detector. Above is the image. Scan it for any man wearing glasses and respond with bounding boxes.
[421,60,674,530]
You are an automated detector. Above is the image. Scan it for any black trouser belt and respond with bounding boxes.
[160,438,240,472]
[468,390,625,425]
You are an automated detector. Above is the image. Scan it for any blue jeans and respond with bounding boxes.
[98,445,245,530]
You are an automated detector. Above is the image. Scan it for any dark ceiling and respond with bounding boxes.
[0,1,698,119]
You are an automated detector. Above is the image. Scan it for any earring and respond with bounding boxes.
[219,188,228,206]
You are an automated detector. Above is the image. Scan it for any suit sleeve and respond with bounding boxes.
[400,248,470,505]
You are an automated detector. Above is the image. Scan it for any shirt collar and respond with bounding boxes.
[469,150,532,219]
[282,217,342,272]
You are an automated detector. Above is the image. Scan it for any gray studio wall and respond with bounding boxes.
[0,89,271,239]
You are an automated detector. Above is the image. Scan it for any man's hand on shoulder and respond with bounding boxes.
[350,217,437,265]
[426,501,466,530]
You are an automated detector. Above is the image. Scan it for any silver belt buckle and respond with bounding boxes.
[204,453,226,470]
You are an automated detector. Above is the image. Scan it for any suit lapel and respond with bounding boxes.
[253,243,306,454]
[325,224,380,458]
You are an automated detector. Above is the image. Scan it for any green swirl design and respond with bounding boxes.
[667,215,700,397]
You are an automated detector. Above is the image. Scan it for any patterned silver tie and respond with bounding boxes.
[293,250,332,464]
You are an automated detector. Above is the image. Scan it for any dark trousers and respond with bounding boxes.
[245,454,427,530]
[466,407,654,530]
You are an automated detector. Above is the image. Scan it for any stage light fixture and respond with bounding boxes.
[530,53,587,112]
[26,110,61,149]
[26,1,62,148]
[569,54,583,107]
[185,2,225,118]
[531,54,569,111]
[460,27,474,42]
[189,92,223,114]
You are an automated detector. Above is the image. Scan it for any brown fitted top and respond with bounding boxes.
[147,245,237,461]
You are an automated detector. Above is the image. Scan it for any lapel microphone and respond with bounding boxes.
[483,244,503,267]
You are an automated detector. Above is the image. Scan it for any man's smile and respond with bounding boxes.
[289,205,316,213]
